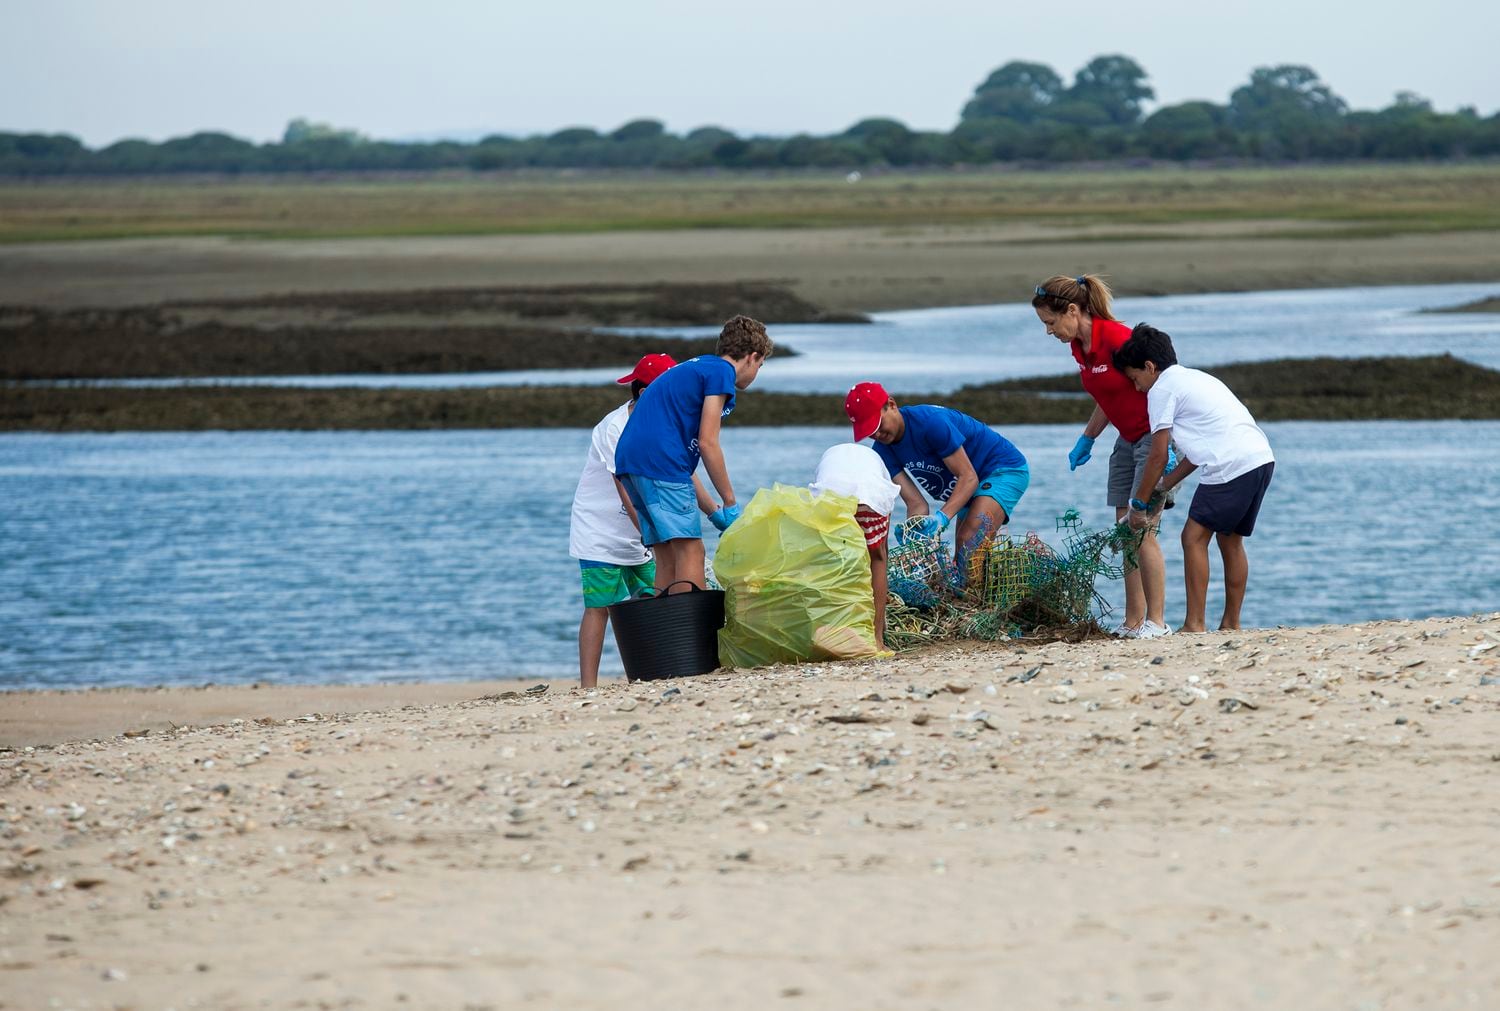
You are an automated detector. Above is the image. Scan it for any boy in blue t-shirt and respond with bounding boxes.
[614,315,774,592]
[844,382,1029,558]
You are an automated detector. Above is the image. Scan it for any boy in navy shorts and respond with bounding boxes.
[1113,324,1275,633]
[613,315,773,592]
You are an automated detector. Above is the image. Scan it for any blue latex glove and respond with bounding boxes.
[708,503,743,531]
[1068,434,1095,471]
[1165,444,1179,474]
[910,511,950,539]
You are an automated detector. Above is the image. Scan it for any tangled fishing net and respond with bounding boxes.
[885,510,1147,650]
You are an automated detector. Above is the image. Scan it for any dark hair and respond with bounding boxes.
[1030,273,1116,321]
[1112,323,1178,372]
[630,379,648,401]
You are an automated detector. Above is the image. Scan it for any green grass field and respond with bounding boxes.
[4,163,1499,243]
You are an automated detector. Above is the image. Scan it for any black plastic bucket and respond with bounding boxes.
[608,580,726,682]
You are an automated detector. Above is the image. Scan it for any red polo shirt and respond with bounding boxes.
[1070,317,1149,442]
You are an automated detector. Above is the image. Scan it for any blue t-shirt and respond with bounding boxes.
[614,356,737,482]
[872,405,1026,502]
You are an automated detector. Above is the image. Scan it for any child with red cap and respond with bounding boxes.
[570,352,721,687]
[844,382,1029,569]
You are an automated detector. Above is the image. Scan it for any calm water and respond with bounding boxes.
[63,282,1500,393]
[4,421,1498,690]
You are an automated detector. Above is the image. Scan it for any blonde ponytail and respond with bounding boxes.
[1030,273,1116,321]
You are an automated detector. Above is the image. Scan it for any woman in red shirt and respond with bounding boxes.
[1032,274,1169,639]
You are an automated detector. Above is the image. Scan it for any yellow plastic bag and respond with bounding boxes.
[714,484,879,668]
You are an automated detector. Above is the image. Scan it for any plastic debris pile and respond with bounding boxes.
[885,510,1146,650]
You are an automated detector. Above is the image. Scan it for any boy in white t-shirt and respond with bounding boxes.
[569,353,717,687]
[1113,324,1275,634]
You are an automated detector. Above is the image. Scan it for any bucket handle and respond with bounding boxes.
[628,579,704,601]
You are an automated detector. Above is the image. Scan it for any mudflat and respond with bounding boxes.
[6,221,1500,314]
[3,614,1498,1008]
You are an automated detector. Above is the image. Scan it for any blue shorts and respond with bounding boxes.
[969,466,1029,521]
[618,474,700,547]
[1189,462,1274,537]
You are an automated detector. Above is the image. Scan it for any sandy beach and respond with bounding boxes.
[4,185,1499,1007]
[4,222,1500,314]
[4,613,1498,1009]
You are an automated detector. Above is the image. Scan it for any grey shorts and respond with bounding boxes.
[1106,433,1177,510]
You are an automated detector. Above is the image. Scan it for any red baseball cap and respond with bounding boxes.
[845,381,890,442]
[616,353,677,386]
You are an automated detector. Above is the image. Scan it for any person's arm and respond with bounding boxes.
[937,446,979,519]
[691,475,718,516]
[1082,404,1109,439]
[894,471,928,517]
[599,414,644,532]
[1160,455,1196,491]
[1067,405,1110,471]
[1128,429,1174,527]
[696,395,734,507]
[869,539,888,652]
[613,475,642,533]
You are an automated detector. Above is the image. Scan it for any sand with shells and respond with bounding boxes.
[3,613,1499,1009]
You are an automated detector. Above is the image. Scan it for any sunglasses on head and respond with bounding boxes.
[1035,277,1088,302]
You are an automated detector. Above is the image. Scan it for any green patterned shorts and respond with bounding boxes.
[579,559,656,608]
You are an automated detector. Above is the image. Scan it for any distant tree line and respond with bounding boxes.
[4,57,1499,176]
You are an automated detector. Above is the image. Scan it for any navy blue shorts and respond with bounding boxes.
[1188,462,1274,537]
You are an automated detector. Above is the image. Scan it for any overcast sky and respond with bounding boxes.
[5,0,1498,147]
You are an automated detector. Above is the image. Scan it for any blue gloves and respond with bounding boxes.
[910,511,950,540]
[1165,444,1179,475]
[708,503,743,531]
[1068,434,1095,471]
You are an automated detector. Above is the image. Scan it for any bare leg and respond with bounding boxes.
[1137,523,1167,628]
[578,607,609,689]
[955,498,1006,588]
[650,540,678,592]
[1180,519,1213,633]
[1117,506,1145,630]
[870,544,889,652]
[1217,532,1248,630]
[674,537,707,591]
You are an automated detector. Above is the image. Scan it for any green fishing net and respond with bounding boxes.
[885,510,1147,650]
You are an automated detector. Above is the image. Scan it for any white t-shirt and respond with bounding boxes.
[809,443,901,516]
[1148,365,1274,485]
[569,402,652,567]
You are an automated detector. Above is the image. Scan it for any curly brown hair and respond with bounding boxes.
[715,315,774,361]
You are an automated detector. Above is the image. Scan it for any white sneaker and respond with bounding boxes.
[1134,620,1174,639]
